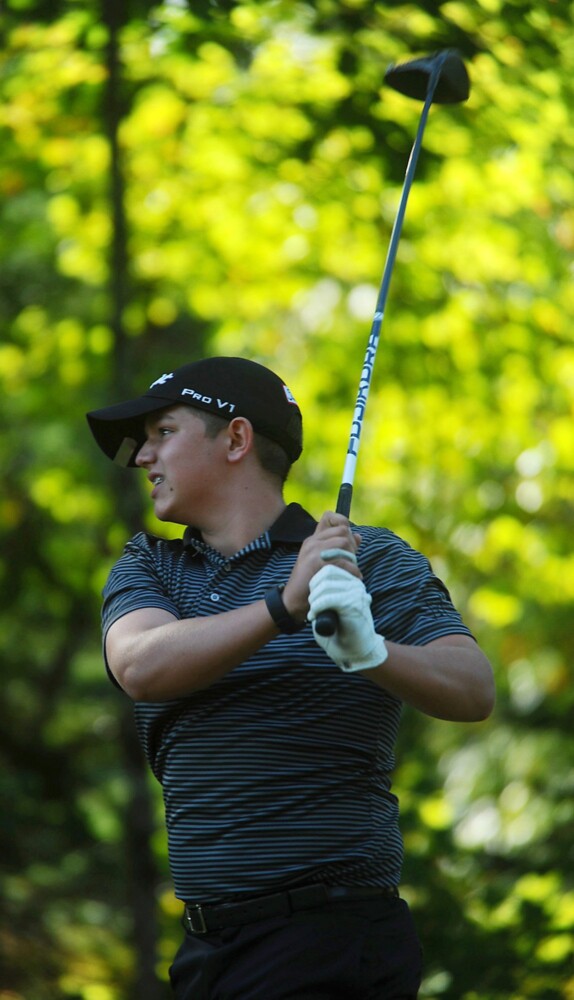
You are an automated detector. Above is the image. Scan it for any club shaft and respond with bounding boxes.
[316,54,449,638]
[336,57,445,517]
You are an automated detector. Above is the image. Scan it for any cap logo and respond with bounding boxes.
[283,385,299,406]
[149,372,174,388]
[181,388,236,413]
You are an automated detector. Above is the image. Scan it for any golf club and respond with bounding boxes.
[314,49,470,637]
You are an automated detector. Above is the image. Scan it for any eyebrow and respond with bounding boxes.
[144,409,178,431]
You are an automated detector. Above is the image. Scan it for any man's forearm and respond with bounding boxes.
[367,635,495,722]
[106,602,280,702]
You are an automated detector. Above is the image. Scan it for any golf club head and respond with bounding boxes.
[385,49,470,104]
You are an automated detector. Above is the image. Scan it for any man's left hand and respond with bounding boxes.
[308,564,388,672]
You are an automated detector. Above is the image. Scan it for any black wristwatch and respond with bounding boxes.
[264,584,305,634]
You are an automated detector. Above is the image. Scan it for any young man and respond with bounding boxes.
[87,356,494,1000]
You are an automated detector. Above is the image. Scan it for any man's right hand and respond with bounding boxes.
[282,511,362,624]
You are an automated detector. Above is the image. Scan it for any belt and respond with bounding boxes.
[184,883,399,934]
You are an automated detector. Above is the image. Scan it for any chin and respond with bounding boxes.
[154,505,187,527]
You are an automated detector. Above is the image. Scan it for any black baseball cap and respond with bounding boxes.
[86,357,303,466]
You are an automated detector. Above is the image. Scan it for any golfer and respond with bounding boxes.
[87,356,494,1000]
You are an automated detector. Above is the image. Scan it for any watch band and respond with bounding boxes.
[264,585,305,634]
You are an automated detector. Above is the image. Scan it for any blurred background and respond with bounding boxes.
[1,1,573,997]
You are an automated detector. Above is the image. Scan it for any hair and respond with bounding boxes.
[194,410,292,486]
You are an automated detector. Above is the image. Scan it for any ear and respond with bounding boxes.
[225,417,255,464]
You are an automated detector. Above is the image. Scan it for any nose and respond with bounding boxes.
[135,438,154,467]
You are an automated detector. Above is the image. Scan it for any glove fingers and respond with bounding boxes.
[309,587,356,614]
[309,565,363,602]
[309,564,370,616]
[309,563,353,591]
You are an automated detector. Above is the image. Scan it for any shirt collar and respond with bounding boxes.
[267,502,317,543]
[182,502,317,555]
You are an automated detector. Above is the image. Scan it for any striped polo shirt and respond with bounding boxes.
[102,503,472,903]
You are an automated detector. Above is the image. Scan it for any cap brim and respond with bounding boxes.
[86,394,177,466]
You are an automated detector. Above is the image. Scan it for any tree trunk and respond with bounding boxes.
[101,1,166,996]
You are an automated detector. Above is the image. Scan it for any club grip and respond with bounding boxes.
[314,609,338,637]
[313,484,353,638]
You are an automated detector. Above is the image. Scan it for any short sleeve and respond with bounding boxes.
[359,528,474,646]
[102,532,182,638]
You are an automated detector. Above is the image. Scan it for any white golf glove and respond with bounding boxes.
[308,564,388,672]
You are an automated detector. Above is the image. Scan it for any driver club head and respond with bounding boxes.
[385,49,470,104]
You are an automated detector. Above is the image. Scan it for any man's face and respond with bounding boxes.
[135,406,226,526]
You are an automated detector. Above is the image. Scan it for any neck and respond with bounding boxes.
[198,488,287,557]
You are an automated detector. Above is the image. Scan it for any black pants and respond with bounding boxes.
[169,894,422,999]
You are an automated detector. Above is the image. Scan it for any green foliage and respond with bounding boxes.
[1,1,573,997]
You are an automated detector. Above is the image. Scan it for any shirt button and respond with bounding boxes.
[210,593,220,602]
[224,563,232,573]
